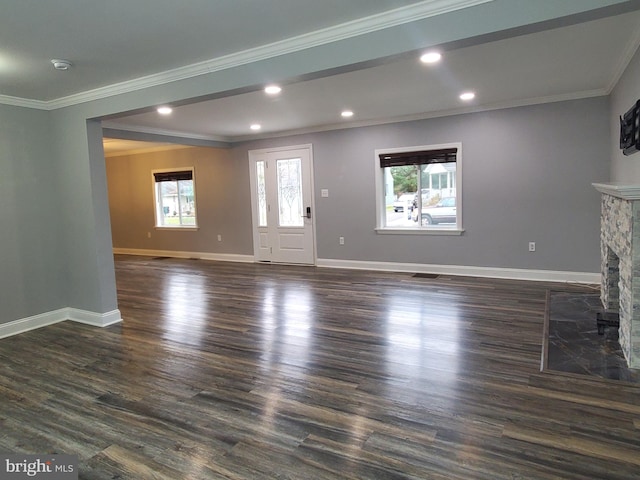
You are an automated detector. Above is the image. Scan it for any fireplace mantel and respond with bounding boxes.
[593,182,640,200]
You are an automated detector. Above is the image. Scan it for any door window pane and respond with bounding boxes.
[256,161,267,227]
[277,158,303,227]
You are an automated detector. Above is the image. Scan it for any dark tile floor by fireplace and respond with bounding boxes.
[545,289,640,383]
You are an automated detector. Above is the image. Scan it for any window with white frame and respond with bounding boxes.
[153,168,197,228]
[375,143,462,233]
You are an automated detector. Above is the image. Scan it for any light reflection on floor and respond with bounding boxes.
[384,291,461,384]
[138,259,466,412]
[161,272,208,346]
[258,283,314,376]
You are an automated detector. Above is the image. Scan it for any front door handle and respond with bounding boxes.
[305,206,311,219]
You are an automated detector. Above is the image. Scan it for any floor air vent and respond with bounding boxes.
[412,273,439,279]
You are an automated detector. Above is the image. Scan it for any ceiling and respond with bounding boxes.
[102,138,178,156]
[2,1,640,152]
[0,0,424,101]
[105,10,640,145]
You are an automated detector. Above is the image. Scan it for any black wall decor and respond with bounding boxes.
[620,99,640,156]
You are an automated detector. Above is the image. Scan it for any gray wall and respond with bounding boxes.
[233,97,609,273]
[611,46,640,181]
[49,113,119,314]
[0,0,627,326]
[107,97,609,273]
[106,146,253,254]
[0,105,67,323]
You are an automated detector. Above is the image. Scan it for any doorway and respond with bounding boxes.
[248,145,316,264]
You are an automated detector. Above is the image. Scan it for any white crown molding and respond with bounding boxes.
[0,94,48,110]
[606,21,640,93]
[3,0,493,110]
[102,122,232,143]
[316,259,599,284]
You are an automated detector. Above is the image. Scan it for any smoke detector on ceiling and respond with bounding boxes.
[51,59,73,71]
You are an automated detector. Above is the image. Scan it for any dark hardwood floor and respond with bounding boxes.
[1,255,640,479]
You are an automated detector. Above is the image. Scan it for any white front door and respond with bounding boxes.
[249,145,315,264]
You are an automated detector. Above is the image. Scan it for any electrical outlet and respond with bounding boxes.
[339,236,345,245]
[147,232,151,238]
[217,234,222,242]
[529,242,536,252]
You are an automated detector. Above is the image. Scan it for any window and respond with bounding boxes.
[375,143,462,234]
[256,161,267,227]
[276,157,304,227]
[153,168,197,228]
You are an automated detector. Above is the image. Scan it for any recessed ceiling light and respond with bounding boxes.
[341,110,354,118]
[459,92,475,101]
[420,52,442,64]
[51,59,72,71]
[157,106,172,115]
[264,85,282,95]
[250,124,261,131]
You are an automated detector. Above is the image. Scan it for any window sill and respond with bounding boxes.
[376,227,464,236]
[154,226,199,231]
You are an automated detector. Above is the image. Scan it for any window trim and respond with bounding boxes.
[152,167,198,229]
[374,142,463,235]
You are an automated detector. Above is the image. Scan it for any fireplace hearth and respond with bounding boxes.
[596,310,620,335]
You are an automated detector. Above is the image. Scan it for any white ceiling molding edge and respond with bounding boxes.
[107,87,607,145]
[230,88,608,142]
[104,144,196,158]
[605,23,640,93]
[102,122,232,143]
[1,0,493,111]
[0,94,48,110]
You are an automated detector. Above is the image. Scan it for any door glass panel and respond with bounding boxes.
[256,161,267,227]
[277,157,303,227]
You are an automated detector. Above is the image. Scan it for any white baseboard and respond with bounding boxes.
[316,258,599,284]
[0,257,595,341]
[114,248,598,283]
[0,308,69,339]
[67,308,123,327]
[113,247,254,264]
[0,308,122,340]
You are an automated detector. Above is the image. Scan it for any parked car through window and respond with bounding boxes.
[412,196,456,225]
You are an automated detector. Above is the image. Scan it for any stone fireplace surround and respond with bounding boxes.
[593,183,640,369]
